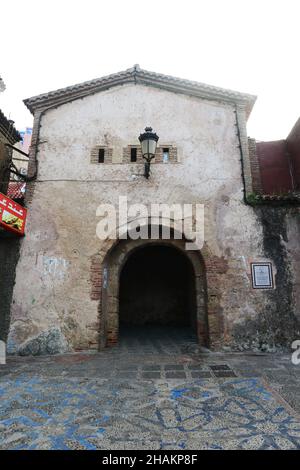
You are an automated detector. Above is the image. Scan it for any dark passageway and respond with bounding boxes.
[119,245,197,336]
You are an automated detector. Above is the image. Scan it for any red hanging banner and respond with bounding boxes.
[0,192,27,236]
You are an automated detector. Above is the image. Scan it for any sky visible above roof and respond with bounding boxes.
[0,0,299,140]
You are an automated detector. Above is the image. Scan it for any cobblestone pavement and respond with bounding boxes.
[0,327,300,450]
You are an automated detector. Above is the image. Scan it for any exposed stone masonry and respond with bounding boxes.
[248,137,262,193]
[88,145,179,164]
[90,146,113,164]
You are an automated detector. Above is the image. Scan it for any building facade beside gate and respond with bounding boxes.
[7,66,300,355]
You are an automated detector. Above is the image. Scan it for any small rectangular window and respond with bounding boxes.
[163,148,169,163]
[98,148,105,163]
[130,147,137,162]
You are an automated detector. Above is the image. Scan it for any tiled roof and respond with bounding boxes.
[247,192,300,205]
[0,109,21,144]
[7,182,26,200]
[260,193,300,202]
[24,65,256,118]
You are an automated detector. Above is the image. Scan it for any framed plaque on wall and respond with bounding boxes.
[251,262,274,289]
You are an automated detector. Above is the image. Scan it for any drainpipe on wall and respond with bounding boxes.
[234,105,248,204]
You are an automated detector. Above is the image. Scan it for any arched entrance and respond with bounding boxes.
[100,232,209,349]
[119,245,197,338]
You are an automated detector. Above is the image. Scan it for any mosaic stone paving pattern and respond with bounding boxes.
[1,372,300,450]
[1,328,300,450]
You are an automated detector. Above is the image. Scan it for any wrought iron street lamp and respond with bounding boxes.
[138,127,159,179]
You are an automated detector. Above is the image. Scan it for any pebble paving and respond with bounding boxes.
[0,327,300,450]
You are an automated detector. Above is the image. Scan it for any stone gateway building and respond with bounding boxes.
[7,66,300,355]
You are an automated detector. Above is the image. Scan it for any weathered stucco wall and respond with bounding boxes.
[231,207,300,351]
[286,210,300,323]
[7,83,299,354]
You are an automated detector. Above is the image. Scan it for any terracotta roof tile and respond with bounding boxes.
[7,182,26,199]
[24,65,256,118]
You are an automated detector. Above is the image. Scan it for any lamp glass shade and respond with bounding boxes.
[141,138,157,157]
[139,127,159,159]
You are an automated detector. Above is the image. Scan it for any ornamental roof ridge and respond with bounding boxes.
[24,65,256,118]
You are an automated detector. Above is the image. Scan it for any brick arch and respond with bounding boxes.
[101,236,208,348]
[90,224,227,350]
